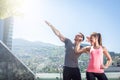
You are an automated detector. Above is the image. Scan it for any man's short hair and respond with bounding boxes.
[79,32,85,41]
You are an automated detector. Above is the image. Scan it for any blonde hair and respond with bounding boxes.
[90,32,102,46]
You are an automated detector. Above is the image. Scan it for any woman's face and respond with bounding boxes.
[90,36,96,45]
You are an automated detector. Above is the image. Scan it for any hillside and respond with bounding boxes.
[12,39,65,73]
[12,39,120,73]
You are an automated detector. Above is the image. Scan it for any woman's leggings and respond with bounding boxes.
[86,72,108,80]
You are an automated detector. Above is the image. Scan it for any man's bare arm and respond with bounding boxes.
[75,42,90,54]
[45,21,65,42]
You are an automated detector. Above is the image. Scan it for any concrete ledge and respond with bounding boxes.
[0,41,35,80]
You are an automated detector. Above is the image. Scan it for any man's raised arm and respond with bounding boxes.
[45,21,65,42]
[75,41,90,54]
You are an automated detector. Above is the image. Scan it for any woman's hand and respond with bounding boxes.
[100,64,108,69]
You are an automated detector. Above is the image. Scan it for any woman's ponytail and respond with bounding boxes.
[97,33,102,46]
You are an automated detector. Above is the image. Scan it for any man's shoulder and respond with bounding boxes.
[64,38,71,42]
[64,38,72,44]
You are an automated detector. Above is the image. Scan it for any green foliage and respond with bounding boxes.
[0,0,24,19]
[12,39,89,73]
[13,39,120,74]
[13,39,61,73]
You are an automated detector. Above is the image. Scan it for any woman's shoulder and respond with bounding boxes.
[101,46,106,49]
[101,46,107,51]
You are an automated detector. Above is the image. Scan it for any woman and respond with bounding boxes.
[75,32,112,80]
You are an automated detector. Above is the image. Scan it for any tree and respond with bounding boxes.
[0,0,24,19]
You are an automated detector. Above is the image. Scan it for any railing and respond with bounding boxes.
[35,73,120,80]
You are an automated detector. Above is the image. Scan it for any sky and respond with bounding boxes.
[13,0,120,53]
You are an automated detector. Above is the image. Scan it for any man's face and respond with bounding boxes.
[74,34,83,42]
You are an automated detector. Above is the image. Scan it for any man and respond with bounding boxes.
[45,21,84,80]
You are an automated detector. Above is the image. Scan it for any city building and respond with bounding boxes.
[0,17,35,79]
[0,17,13,49]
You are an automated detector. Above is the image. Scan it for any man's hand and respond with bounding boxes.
[45,20,51,26]
[86,36,90,42]
[44,20,65,42]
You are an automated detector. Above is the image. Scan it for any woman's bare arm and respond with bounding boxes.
[102,47,112,69]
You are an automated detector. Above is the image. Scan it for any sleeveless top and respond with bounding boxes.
[87,46,104,73]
